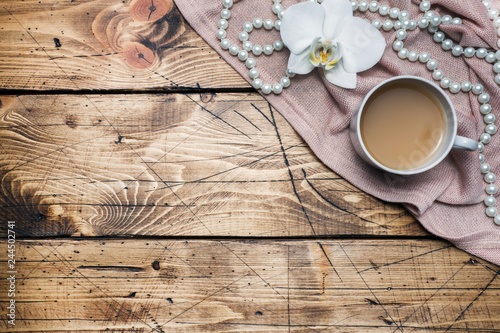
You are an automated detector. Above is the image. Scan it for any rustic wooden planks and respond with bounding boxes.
[0,239,498,332]
[0,93,419,237]
[0,0,248,91]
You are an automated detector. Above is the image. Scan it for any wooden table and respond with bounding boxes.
[0,1,499,331]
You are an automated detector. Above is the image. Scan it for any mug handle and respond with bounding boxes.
[452,136,478,151]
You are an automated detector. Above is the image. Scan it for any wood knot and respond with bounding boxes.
[130,0,173,22]
[122,42,156,69]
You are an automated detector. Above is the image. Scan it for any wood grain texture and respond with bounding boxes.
[0,0,248,91]
[0,239,498,332]
[0,93,419,237]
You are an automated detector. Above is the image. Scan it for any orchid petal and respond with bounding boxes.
[288,47,316,74]
[337,17,386,73]
[322,0,353,40]
[281,2,325,54]
[322,60,357,89]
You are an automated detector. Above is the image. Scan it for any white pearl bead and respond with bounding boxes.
[261,83,272,95]
[252,78,263,89]
[486,52,496,63]
[278,10,285,20]
[396,29,407,40]
[398,10,409,20]
[272,3,283,14]
[496,50,500,60]
[480,104,492,114]
[249,68,259,79]
[449,82,461,93]
[389,8,400,19]
[229,44,239,55]
[452,17,462,25]
[221,9,231,19]
[481,133,492,144]
[408,20,417,30]
[398,48,409,59]
[478,93,490,104]
[272,83,283,94]
[476,48,488,58]
[433,31,445,42]
[243,41,253,51]
[461,81,472,92]
[239,31,249,41]
[280,77,291,87]
[222,0,233,8]
[369,1,379,12]
[488,8,499,20]
[441,15,452,24]
[479,153,485,163]
[252,45,263,55]
[273,40,284,51]
[243,22,253,32]
[238,50,248,61]
[426,59,438,70]
[220,39,231,50]
[485,172,496,183]
[263,19,274,30]
[494,62,500,73]
[379,4,390,15]
[485,124,498,135]
[275,20,281,31]
[495,215,500,225]
[351,1,359,10]
[432,69,444,80]
[481,163,491,174]
[408,51,419,62]
[484,1,492,9]
[452,45,463,56]
[425,11,435,18]
[478,142,484,152]
[372,19,382,29]
[428,25,438,33]
[464,47,476,58]
[440,77,451,88]
[494,17,500,27]
[359,1,369,12]
[418,17,429,28]
[486,207,498,217]
[419,52,430,63]
[216,29,227,39]
[442,39,453,50]
[419,1,431,12]
[218,19,229,29]
[263,45,274,55]
[383,20,394,31]
[486,184,498,195]
[253,18,263,28]
[393,40,404,51]
[472,84,484,94]
[286,69,295,78]
[485,196,496,206]
[430,15,441,26]
[484,113,496,124]
[245,57,256,68]
[394,21,402,30]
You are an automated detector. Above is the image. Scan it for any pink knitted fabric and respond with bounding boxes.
[173,0,500,265]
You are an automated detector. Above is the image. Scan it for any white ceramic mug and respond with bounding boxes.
[350,75,478,175]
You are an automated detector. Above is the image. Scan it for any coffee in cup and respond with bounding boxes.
[350,76,477,175]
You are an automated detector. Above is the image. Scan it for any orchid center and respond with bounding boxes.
[309,39,342,70]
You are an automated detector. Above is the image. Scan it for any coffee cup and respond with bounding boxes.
[350,75,478,175]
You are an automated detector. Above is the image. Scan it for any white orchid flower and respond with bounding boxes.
[280,0,386,89]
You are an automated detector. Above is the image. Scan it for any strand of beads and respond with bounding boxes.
[352,0,499,225]
[217,0,295,95]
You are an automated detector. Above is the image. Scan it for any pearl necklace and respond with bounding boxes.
[216,0,500,226]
